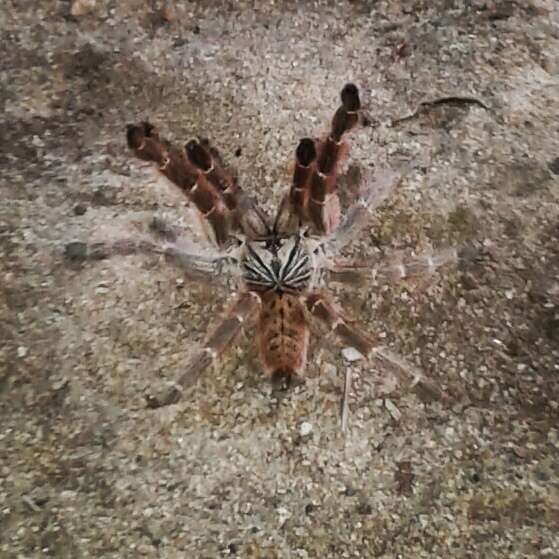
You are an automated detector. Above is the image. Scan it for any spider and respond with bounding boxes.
[65,84,460,429]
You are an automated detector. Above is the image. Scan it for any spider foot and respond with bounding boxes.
[145,385,182,409]
[271,368,305,392]
[457,243,492,265]
[64,241,88,262]
[149,216,180,243]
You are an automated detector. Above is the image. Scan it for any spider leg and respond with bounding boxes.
[320,167,400,255]
[326,248,459,286]
[376,248,460,283]
[185,138,240,212]
[63,238,237,282]
[126,122,231,246]
[184,135,271,240]
[185,135,270,239]
[307,83,361,235]
[305,291,445,430]
[146,291,260,408]
[275,138,317,234]
[149,215,187,243]
[276,84,361,236]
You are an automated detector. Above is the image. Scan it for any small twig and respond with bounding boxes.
[391,95,491,126]
[341,367,352,433]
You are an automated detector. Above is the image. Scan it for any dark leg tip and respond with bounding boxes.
[457,244,490,265]
[64,241,88,262]
[271,368,291,390]
[126,121,154,149]
[149,216,178,243]
[145,386,182,409]
[296,138,317,167]
[126,124,143,149]
[185,139,212,171]
[341,83,360,112]
[271,368,304,391]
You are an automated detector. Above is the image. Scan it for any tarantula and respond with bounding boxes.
[66,84,458,429]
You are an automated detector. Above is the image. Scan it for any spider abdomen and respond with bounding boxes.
[257,291,309,386]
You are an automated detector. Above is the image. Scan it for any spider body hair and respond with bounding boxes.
[258,290,309,388]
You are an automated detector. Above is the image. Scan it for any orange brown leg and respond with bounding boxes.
[184,138,240,212]
[290,138,317,223]
[305,291,445,430]
[307,83,361,235]
[146,291,260,408]
[126,122,231,246]
[279,84,361,236]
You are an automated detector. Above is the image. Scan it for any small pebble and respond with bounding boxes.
[71,0,96,16]
[73,203,87,216]
[384,398,401,421]
[342,347,363,362]
[277,506,291,526]
[299,422,313,436]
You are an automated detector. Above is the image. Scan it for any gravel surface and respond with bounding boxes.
[1,1,558,557]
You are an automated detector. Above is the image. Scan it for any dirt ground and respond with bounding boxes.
[1,1,558,557]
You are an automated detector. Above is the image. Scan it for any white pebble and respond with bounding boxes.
[17,346,28,358]
[384,398,401,421]
[299,422,313,436]
[342,347,364,362]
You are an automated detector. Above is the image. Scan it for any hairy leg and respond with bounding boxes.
[320,167,400,256]
[325,247,460,286]
[146,291,260,408]
[305,291,446,430]
[126,122,231,246]
[278,84,362,236]
[307,84,361,234]
[185,138,240,212]
[63,237,238,282]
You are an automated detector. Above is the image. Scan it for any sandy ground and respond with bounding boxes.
[1,1,559,557]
